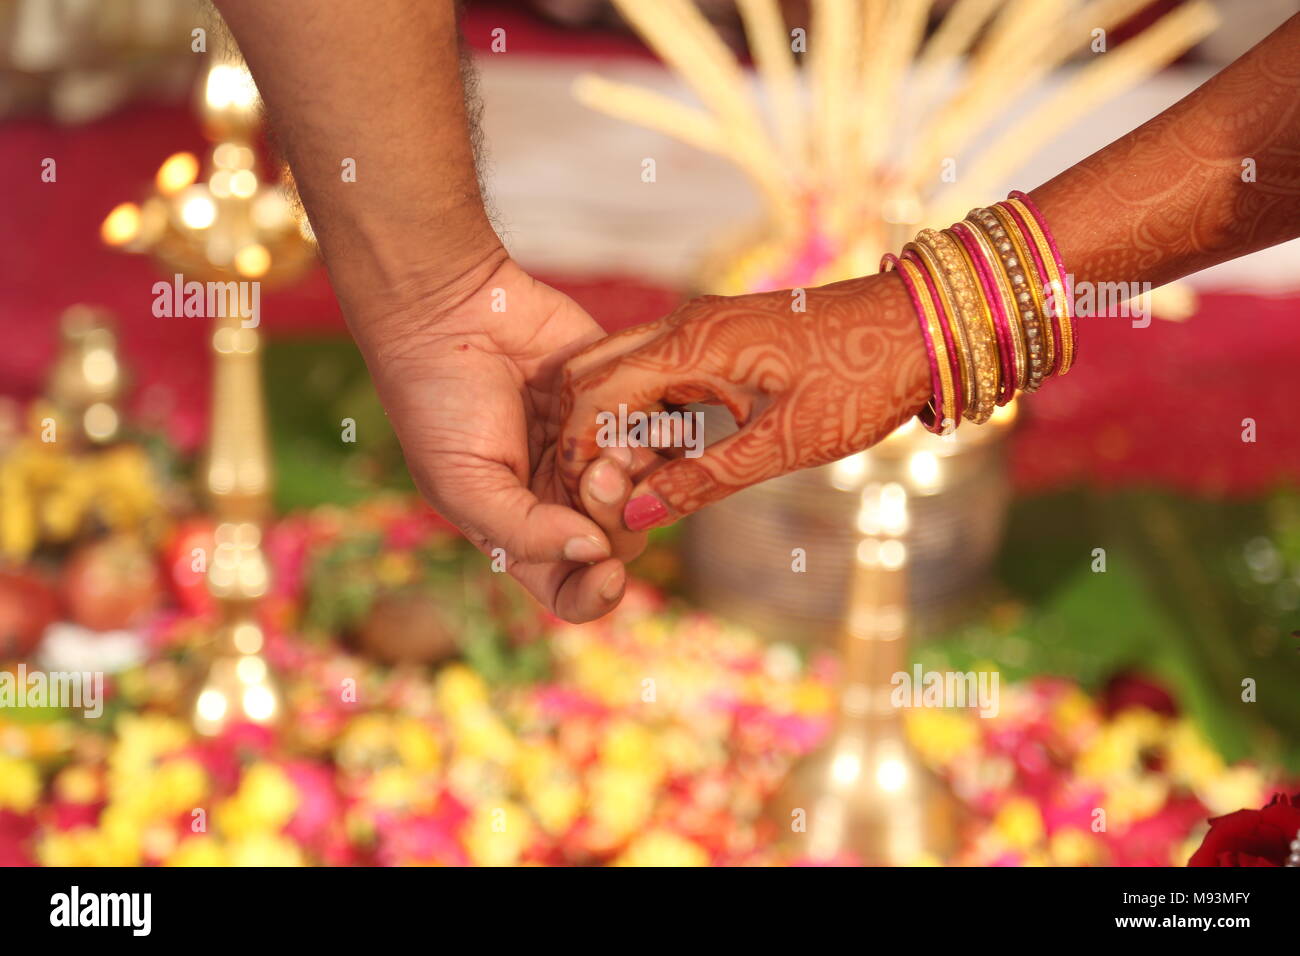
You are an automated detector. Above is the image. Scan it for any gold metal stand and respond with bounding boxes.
[191,312,280,735]
[768,481,962,864]
[102,40,315,735]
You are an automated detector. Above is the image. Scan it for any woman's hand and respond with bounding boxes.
[353,254,645,623]
[558,271,933,530]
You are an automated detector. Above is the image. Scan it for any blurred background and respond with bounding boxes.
[1,0,1298,867]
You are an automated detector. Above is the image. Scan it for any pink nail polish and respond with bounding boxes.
[624,495,668,531]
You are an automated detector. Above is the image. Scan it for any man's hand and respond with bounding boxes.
[357,255,646,622]
[212,0,644,622]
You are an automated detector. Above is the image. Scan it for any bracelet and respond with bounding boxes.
[997,199,1062,381]
[880,252,956,434]
[905,239,972,418]
[879,189,1076,433]
[902,248,965,424]
[1007,191,1076,374]
[916,227,999,425]
[946,223,1013,418]
[972,206,1047,392]
[952,220,1022,402]
[985,203,1055,383]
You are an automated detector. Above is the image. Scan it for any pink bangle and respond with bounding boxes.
[1009,190,1076,369]
[881,252,949,433]
[996,200,1063,379]
[950,221,1016,406]
[901,248,964,423]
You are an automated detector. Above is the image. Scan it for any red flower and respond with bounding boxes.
[1188,792,1300,867]
[1101,671,1177,718]
[0,811,36,866]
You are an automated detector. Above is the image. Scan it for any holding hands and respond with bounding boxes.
[354,255,649,624]
[558,272,931,532]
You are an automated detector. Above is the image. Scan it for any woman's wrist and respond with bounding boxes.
[878,191,1078,434]
[870,270,936,423]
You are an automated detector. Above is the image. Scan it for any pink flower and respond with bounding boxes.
[0,811,36,866]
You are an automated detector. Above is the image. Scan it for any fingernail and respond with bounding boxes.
[599,565,625,603]
[590,459,626,505]
[624,494,669,531]
[564,535,609,563]
[601,446,633,469]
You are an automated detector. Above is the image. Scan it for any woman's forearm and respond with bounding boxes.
[1031,13,1300,290]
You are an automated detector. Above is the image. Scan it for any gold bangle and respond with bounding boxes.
[897,256,956,434]
[905,239,972,417]
[1006,197,1074,375]
[963,216,1027,394]
[918,228,998,424]
[986,203,1054,387]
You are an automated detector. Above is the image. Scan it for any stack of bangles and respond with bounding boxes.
[881,190,1076,434]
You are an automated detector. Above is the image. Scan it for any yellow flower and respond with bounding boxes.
[53,765,101,805]
[451,709,517,764]
[150,758,209,817]
[0,754,40,812]
[514,743,583,836]
[166,836,228,867]
[436,665,490,714]
[904,708,979,767]
[1051,687,1099,735]
[1049,827,1104,867]
[1077,710,1165,781]
[394,718,441,772]
[600,720,665,783]
[39,828,110,867]
[215,763,299,839]
[336,714,397,772]
[654,727,714,778]
[226,833,306,867]
[527,777,583,837]
[39,810,142,867]
[588,766,657,843]
[1105,774,1169,829]
[25,721,75,761]
[614,830,709,867]
[992,797,1044,850]
[98,804,146,865]
[108,713,191,798]
[363,765,424,811]
[1164,719,1225,790]
[465,802,534,867]
[791,678,833,716]
[1199,765,1266,818]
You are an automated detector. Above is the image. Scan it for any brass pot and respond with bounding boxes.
[683,406,1016,649]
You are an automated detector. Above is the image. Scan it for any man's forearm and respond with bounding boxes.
[1032,13,1300,290]
[213,0,504,334]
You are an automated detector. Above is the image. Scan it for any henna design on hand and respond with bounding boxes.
[558,272,932,526]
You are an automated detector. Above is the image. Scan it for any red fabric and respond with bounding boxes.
[1010,294,1300,495]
